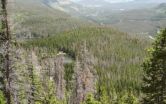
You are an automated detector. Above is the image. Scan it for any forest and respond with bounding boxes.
[0,0,166,104]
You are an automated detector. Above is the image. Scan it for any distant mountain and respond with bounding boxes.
[74,0,166,4]
[13,0,94,38]
[42,0,166,36]
[43,0,76,10]
[44,0,166,12]
[107,0,166,3]
[138,0,166,3]
[77,0,110,7]
[43,0,73,6]
[64,0,166,11]
[43,0,81,12]
[156,3,166,11]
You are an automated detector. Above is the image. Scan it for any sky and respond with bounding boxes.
[71,0,135,3]
[71,0,166,3]
[104,0,134,3]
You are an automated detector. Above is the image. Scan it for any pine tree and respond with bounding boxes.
[0,90,6,104]
[82,94,101,104]
[42,80,60,104]
[118,91,139,104]
[26,51,44,104]
[142,29,166,104]
[97,86,110,104]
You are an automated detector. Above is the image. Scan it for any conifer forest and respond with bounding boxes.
[0,0,166,104]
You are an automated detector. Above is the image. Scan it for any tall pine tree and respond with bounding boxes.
[142,29,166,104]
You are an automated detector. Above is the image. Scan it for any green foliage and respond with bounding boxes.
[6,0,155,103]
[0,91,6,104]
[24,27,149,101]
[142,29,166,104]
[97,86,110,104]
[41,80,60,104]
[31,72,63,104]
[82,94,101,104]
[64,63,74,91]
[32,74,64,104]
[99,92,110,104]
[30,69,44,104]
[117,91,139,104]
[12,0,94,38]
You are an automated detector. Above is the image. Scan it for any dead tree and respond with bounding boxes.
[0,0,11,104]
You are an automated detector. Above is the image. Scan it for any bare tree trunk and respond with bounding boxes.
[13,90,19,104]
[1,0,11,104]
[54,54,66,100]
[27,53,35,104]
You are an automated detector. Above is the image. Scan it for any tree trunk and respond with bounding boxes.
[1,0,11,104]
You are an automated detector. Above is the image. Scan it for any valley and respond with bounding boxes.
[0,0,166,104]
[45,0,166,36]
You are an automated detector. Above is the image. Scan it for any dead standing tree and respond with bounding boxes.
[0,0,11,104]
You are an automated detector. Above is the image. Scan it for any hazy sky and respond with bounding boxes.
[105,0,166,3]
[105,0,134,3]
[72,0,134,3]
[72,0,166,3]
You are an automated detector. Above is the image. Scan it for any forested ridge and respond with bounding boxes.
[0,0,166,104]
[21,26,150,103]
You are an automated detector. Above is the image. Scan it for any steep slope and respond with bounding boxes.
[12,0,94,39]
[24,27,150,103]
[9,0,153,103]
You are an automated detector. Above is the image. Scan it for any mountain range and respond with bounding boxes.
[43,0,166,35]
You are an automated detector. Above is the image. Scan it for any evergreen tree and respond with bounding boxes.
[97,86,110,104]
[0,90,6,104]
[142,29,166,104]
[28,67,46,104]
[42,80,61,104]
[118,91,139,104]
[82,94,101,104]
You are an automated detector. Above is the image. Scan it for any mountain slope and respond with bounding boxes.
[43,0,166,36]
[24,26,150,100]
[12,0,94,39]
[10,0,152,103]
[156,3,166,12]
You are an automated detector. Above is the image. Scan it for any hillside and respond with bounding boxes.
[156,3,166,12]
[24,26,150,103]
[12,0,94,39]
[46,0,166,36]
[0,0,154,103]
